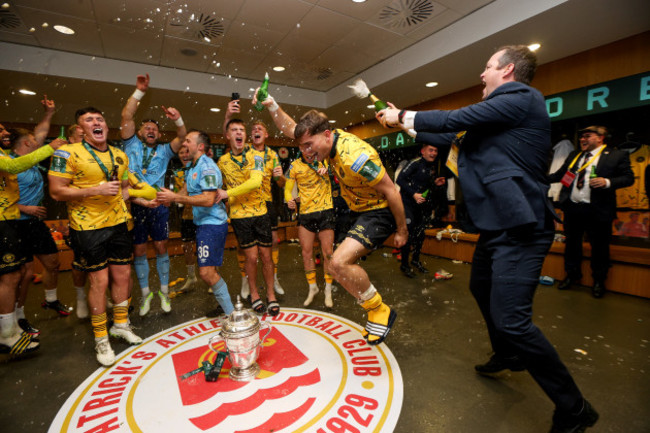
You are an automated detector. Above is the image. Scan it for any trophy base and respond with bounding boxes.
[229,363,260,382]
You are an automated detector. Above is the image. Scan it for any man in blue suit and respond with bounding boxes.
[377,45,597,433]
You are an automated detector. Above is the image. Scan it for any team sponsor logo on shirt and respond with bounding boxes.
[53,150,71,159]
[49,310,403,433]
[351,154,369,173]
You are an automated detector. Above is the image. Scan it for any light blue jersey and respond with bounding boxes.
[123,135,176,188]
[186,154,227,226]
[12,153,44,220]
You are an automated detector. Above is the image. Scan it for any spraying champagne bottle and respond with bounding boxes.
[58,126,66,141]
[348,78,388,112]
[254,73,270,111]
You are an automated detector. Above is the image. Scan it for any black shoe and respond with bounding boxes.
[558,277,577,290]
[411,261,429,273]
[549,399,599,433]
[41,300,72,316]
[18,318,40,336]
[400,265,416,278]
[592,282,606,299]
[474,354,526,374]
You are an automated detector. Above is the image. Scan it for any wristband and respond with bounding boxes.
[132,89,145,101]
[398,110,406,124]
[268,96,279,112]
[174,116,184,127]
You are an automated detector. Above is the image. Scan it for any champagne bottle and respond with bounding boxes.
[369,93,388,112]
[589,166,597,178]
[110,166,119,182]
[422,189,430,198]
[273,156,280,181]
[58,126,66,140]
[254,72,270,111]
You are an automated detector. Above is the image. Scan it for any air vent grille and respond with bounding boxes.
[0,10,21,30]
[316,67,333,81]
[170,13,225,41]
[379,0,434,29]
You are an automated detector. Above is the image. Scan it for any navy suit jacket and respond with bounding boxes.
[413,81,553,232]
[548,147,634,221]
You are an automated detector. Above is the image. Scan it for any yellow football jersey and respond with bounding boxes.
[286,157,333,215]
[48,142,131,231]
[329,129,388,212]
[217,150,267,219]
[249,145,280,203]
[0,155,20,220]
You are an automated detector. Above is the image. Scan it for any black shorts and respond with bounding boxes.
[0,220,27,275]
[15,219,58,262]
[347,207,397,250]
[231,215,272,249]
[299,209,336,233]
[69,223,132,272]
[180,218,197,242]
[265,201,279,231]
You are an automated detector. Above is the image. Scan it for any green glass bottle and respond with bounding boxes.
[254,72,270,111]
[590,166,597,178]
[58,126,66,140]
[273,156,280,181]
[422,189,430,198]
[369,93,388,112]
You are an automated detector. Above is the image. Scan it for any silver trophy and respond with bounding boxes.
[209,296,271,381]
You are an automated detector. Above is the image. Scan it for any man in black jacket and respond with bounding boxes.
[396,142,446,277]
[549,126,634,298]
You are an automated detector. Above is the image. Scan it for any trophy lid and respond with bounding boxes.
[221,296,261,338]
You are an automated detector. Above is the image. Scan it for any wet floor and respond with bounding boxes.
[1,244,649,432]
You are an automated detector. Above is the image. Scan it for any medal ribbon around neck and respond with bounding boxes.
[82,140,115,182]
[230,149,247,168]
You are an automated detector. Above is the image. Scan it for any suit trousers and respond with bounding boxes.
[469,221,583,412]
[562,201,612,283]
[401,204,429,265]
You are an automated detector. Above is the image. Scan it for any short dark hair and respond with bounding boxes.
[226,118,245,131]
[75,107,103,122]
[8,128,31,149]
[190,129,211,150]
[140,118,160,127]
[496,45,537,84]
[294,110,330,141]
[251,120,268,130]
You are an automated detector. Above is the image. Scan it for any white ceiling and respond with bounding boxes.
[0,0,648,136]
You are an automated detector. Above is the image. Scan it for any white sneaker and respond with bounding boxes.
[274,274,285,295]
[158,291,172,313]
[95,337,116,366]
[110,323,143,345]
[76,299,89,319]
[303,286,319,307]
[139,292,154,317]
[324,286,333,308]
[241,276,250,299]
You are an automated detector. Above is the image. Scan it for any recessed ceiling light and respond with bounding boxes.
[352,0,367,3]
[53,25,75,35]
[426,81,438,88]
[528,43,541,51]
[328,120,336,123]
[19,89,36,95]
[210,108,221,112]
[273,66,285,72]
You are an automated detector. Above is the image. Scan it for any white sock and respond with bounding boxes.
[187,265,196,280]
[75,286,87,301]
[325,281,332,292]
[141,286,151,297]
[0,312,16,338]
[160,284,169,295]
[45,288,57,302]
[309,283,318,292]
[15,305,25,320]
[358,284,377,302]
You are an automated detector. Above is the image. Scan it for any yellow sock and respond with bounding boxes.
[237,252,246,277]
[325,273,333,284]
[113,301,129,326]
[91,312,108,339]
[305,269,317,286]
[272,248,279,275]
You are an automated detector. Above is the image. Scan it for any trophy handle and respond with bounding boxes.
[208,332,224,353]
[259,321,271,344]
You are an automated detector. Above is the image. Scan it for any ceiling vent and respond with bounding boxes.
[316,67,333,81]
[169,13,225,41]
[0,10,21,30]
[378,0,434,29]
